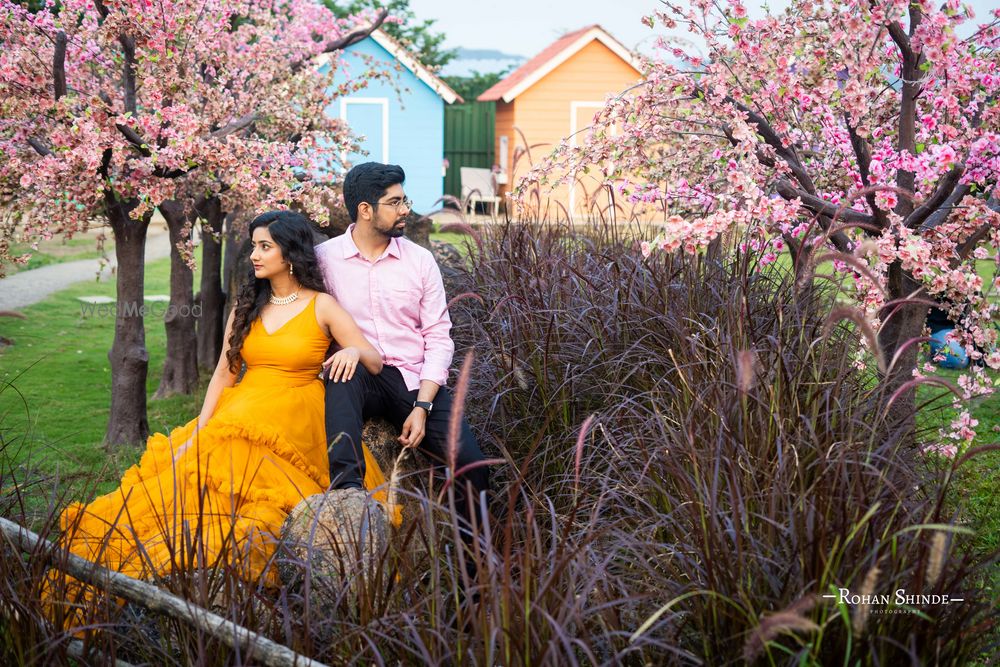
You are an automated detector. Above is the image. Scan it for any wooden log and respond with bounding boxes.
[0,517,329,667]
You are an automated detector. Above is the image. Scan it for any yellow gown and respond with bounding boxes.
[53,297,390,595]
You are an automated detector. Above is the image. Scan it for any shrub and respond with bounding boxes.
[1,222,996,665]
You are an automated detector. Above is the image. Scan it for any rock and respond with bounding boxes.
[278,488,388,614]
[361,418,403,471]
[402,211,433,250]
[361,418,426,526]
[430,240,465,272]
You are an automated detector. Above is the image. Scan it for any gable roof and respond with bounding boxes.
[477,25,641,103]
[318,29,463,104]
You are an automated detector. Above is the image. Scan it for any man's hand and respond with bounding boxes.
[399,407,427,448]
[323,346,361,382]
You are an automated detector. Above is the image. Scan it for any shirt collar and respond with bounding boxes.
[342,224,362,258]
[342,223,402,260]
[386,236,401,259]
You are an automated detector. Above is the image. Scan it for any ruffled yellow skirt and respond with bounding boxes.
[47,376,395,627]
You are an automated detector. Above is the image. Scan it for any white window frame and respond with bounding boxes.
[340,97,390,164]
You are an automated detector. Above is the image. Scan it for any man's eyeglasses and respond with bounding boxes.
[373,196,413,212]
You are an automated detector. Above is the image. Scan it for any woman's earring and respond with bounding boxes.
[289,264,294,276]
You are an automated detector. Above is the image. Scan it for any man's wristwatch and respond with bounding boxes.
[413,400,433,414]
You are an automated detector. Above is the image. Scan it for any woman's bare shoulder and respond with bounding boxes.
[313,291,338,308]
[312,291,345,317]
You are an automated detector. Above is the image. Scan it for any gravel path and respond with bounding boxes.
[0,228,172,311]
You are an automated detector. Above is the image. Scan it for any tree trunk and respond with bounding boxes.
[876,263,928,444]
[154,200,199,399]
[196,197,225,370]
[104,198,151,448]
[223,210,250,315]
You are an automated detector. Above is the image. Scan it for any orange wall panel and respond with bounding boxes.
[502,39,659,222]
[494,101,516,200]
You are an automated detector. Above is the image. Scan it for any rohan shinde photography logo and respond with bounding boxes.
[824,587,964,613]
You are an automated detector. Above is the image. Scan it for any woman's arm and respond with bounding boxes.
[316,293,383,377]
[173,309,238,461]
[195,308,239,428]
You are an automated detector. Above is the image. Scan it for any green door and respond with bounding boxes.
[444,102,495,201]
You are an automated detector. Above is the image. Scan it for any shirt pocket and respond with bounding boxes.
[387,284,423,324]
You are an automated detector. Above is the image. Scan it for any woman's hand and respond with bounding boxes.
[323,346,361,382]
[316,293,383,375]
[173,423,201,463]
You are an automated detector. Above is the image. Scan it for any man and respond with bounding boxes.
[316,162,489,531]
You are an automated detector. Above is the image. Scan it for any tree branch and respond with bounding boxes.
[892,7,924,218]
[27,137,53,157]
[904,163,964,229]
[727,95,818,195]
[321,8,388,54]
[774,181,854,253]
[886,20,913,61]
[776,180,874,225]
[844,116,888,229]
[954,187,999,262]
[210,111,258,139]
[117,124,150,156]
[98,147,112,179]
[119,35,137,115]
[920,184,970,230]
[53,31,67,101]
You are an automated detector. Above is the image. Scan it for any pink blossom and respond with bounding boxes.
[511,0,999,410]
[922,443,959,459]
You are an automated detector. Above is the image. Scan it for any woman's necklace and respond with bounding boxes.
[269,289,300,306]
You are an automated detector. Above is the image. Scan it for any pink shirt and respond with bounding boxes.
[315,225,454,391]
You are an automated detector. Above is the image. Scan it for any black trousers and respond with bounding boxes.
[325,366,489,528]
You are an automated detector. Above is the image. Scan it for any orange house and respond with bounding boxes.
[478,25,645,223]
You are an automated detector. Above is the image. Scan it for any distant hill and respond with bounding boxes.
[455,47,526,60]
[440,48,526,78]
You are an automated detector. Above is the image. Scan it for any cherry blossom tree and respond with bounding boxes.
[0,0,386,446]
[522,0,999,439]
[149,3,391,400]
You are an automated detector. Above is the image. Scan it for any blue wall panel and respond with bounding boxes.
[324,38,446,213]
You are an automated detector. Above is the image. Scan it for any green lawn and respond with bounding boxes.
[917,372,1000,570]
[0,257,204,501]
[4,234,112,276]
[432,231,476,250]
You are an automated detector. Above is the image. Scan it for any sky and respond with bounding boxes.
[408,0,658,59]
[409,0,997,64]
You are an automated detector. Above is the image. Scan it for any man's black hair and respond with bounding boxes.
[343,162,406,222]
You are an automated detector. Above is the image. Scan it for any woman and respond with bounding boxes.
[51,210,389,608]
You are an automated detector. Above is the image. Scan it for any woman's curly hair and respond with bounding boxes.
[226,210,327,373]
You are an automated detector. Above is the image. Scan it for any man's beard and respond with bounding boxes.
[378,222,406,238]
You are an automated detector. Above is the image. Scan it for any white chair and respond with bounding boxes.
[460,167,501,222]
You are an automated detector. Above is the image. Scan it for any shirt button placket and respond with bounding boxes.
[370,263,385,357]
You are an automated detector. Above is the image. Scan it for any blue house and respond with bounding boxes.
[320,30,463,213]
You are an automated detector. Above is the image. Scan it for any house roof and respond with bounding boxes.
[477,25,641,103]
[318,29,464,104]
